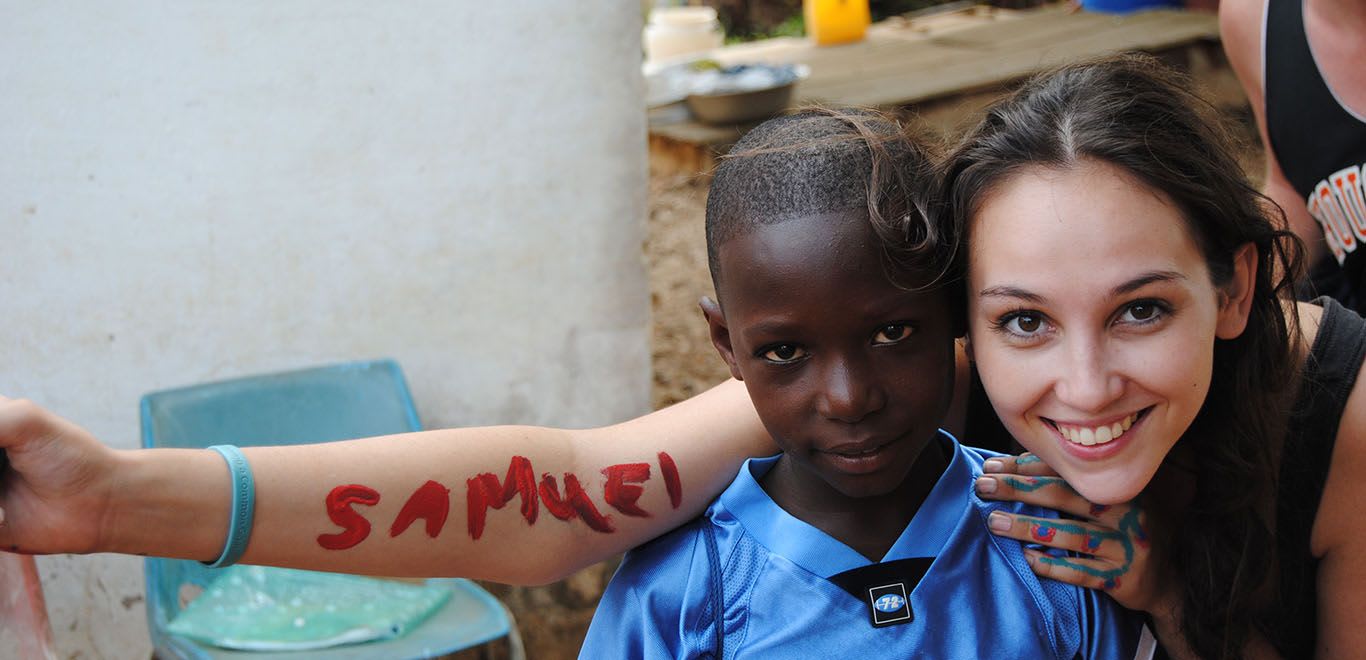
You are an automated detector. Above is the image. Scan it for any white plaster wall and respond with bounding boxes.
[0,2,649,657]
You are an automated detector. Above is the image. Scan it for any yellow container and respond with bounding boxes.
[804,0,870,46]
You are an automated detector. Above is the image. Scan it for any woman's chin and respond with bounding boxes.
[1062,468,1154,506]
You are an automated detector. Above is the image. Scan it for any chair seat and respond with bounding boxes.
[158,578,509,659]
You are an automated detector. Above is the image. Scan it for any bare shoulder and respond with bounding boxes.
[1293,300,1325,357]
[1306,299,1366,554]
[1309,327,1366,652]
[1218,0,1266,94]
[1218,0,1265,61]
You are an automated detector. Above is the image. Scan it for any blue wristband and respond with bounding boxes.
[204,445,255,568]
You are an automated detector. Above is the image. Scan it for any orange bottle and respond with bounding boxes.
[804,0,870,46]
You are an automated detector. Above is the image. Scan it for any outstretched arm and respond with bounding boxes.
[0,379,772,585]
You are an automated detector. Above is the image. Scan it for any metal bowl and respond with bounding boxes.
[685,81,797,125]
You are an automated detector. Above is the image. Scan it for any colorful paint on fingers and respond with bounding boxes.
[1001,475,1073,493]
[1030,522,1057,542]
[1003,476,1045,492]
[1030,508,1148,589]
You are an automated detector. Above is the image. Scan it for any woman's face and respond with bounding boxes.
[966,160,1251,504]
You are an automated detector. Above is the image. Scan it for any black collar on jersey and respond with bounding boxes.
[829,557,934,628]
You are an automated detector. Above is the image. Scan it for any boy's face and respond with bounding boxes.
[703,211,958,499]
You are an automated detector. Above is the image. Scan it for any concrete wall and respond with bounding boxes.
[0,3,649,657]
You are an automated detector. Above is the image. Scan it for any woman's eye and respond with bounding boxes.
[995,311,1049,338]
[873,323,914,344]
[760,344,807,363]
[1007,314,1043,334]
[1118,301,1166,325]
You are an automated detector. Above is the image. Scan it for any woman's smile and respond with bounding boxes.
[1042,406,1153,460]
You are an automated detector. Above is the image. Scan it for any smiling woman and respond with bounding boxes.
[945,54,1366,659]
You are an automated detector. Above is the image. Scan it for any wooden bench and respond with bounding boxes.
[649,5,1237,177]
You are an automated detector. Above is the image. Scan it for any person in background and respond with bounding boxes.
[1220,0,1366,313]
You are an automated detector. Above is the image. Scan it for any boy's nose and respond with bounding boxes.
[816,358,885,424]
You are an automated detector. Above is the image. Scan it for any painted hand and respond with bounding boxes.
[0,396,116,555]
[975,453,1166,614]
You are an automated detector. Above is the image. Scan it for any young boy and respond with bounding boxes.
[579,110,1147,658]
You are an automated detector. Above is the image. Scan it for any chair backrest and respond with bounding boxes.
[141,360,421,450]
[139,359,422,659]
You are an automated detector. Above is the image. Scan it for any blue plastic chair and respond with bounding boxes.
[140,360,517,659]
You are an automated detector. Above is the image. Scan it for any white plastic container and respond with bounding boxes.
[644,6,724,65]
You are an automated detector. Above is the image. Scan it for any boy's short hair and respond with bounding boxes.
[704,108,957,294]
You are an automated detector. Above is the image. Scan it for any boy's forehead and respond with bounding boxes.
[720,209,868,256]
[716,210,867,275]
[714,211,934,305]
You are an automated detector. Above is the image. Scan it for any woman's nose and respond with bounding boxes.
[1053,338,1124,413]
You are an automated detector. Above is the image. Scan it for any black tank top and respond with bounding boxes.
[1267,297,1366,657]
[1264,0,1366,314]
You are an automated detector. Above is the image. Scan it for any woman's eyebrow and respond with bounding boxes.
[977,271,1188,303]
[1110,271,1186,297]
[976,286,1043,303]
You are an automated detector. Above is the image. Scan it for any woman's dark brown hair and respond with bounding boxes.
[942,54,1305,658]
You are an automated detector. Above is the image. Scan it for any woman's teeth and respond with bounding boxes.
[1057,413,1136,447]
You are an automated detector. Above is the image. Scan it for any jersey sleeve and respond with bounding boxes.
[1076,586,1151,660]
[578,521,717,659]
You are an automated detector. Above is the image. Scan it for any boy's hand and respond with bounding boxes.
[974,453,1172,616]
[0,396,117,555]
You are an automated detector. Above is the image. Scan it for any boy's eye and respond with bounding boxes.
[760,344,807,364]
[873,323,914,344]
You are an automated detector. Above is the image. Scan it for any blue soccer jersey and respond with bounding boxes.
[580,431,1153,659]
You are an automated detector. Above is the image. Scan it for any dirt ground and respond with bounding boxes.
[644,173,736,408]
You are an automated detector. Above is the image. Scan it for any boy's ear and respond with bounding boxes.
[700,296,744,381]
[1215,243,1258,340]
